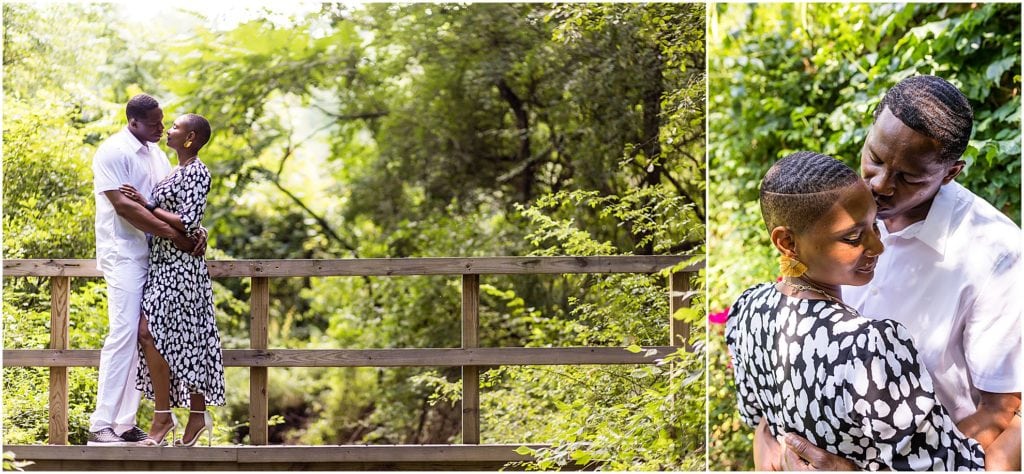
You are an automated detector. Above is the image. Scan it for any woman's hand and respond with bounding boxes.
[119,184,149,207]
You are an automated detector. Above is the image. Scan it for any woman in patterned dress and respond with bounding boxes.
[725,151,984,470]
[119,113,225,447]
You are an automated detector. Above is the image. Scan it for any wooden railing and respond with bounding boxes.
[3,256,700,453]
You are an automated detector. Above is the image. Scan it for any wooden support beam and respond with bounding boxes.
[461,274,480,444]
[669,272,692,349]
[250,277,269,446]
[49,276,70,445]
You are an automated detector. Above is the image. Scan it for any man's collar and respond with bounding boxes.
[883,182,960,254]
[122,127,151,153]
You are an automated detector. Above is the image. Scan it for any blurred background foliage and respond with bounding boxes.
[708,3,1021,470]
[3,2,705,469]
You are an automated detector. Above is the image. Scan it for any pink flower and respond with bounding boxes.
[708,308,729,325]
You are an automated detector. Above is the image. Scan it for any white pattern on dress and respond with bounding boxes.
[726,283,984,471]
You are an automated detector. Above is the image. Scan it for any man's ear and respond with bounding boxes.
[770,226,798,258]
[941,160,964,184]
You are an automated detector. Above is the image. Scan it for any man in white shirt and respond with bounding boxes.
[88,94,203,445]
[755,76,1022,470]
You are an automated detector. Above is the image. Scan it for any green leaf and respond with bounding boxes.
[985,56,1016,82]
[514,445,535,456]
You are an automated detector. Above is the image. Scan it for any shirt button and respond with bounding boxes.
[871,287,879,295]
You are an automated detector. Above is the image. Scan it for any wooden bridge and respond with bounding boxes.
[3,255,700,470]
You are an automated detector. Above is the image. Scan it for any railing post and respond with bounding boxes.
[49,276,70,445]
[250,277,269,445]
[461,274,480,444]
[669,271,691,349]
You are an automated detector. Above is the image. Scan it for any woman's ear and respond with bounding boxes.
[770,226,798,258]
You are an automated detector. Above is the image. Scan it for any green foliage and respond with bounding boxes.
[3,451,34,471]
[2,99,97,260]
[707,324,753,471]
[477,189,705,470]
[708,3,1021,469]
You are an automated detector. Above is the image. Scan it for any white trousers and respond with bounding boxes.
[88,257,147,434]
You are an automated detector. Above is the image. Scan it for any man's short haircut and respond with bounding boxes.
[182,113,212,151]
[874,75,973,163]
[126,94,160,121]
[760,151,861,234]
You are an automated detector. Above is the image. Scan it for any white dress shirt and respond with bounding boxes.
[843,181,1022,423]
[93,128,171,273]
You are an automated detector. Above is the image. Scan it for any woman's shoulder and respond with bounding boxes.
[841,316,917,358]
[181,159,212,181]
[186,158,210,172]
[731,282,777,308]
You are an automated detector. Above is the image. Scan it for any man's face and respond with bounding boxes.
[859,107,962,225]
[129,107,165,144]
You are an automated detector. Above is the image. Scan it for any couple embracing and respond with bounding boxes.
[726,75,1021,470]
[87,94,225,447]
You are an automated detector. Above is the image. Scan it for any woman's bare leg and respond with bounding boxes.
[138,316,174,440]
[181,392,209,443]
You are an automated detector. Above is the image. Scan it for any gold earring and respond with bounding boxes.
[184,139,193,148]
[779,255,808,278]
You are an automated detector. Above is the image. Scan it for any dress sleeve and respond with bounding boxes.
[840,321,985,471]
[725,288,763,429]
[178,164,211,235]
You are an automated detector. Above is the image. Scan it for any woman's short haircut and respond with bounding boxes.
[760,151,861,234]
[182,113,212,151]
[874,75,973,163]
[126,94,159,121]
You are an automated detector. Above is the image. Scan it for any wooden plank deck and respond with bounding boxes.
[5,444,544,471]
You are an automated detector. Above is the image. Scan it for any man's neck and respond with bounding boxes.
[884,197,936,233]
[128,129,151,150]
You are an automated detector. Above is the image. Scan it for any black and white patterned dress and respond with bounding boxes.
[136,159,225,407]
[725,283,984,471]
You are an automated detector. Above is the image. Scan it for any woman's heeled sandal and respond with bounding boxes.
[140,409,178,447]
[175,410,213,447]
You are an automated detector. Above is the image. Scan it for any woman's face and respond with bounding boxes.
[166,116,193,149]
[793,182,884,288]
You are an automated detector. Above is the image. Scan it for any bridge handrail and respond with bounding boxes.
[2,255,701,446]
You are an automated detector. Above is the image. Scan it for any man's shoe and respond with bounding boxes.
[86,427,130,446]
[118,426,153,445]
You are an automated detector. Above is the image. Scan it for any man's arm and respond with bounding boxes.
[103,190,193,251]
[983,414,1021,471]
[118,184,186,232]
[780,432,858,471]
[957,391,1020,446]
[754,418,858,471]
